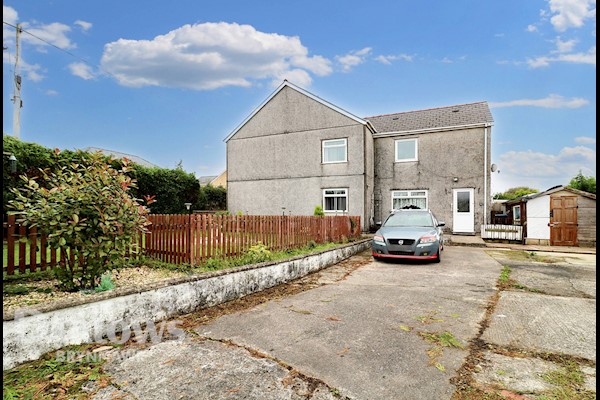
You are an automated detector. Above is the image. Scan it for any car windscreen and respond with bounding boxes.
[384,212,434,227]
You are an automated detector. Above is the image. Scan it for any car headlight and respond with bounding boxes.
[419,235,437,244]
[373,235,385,245]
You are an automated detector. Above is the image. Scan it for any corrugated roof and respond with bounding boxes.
[365,101,494,134]
[84,147,159,168]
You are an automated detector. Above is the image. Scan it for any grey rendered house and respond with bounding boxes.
[225,81,493,233]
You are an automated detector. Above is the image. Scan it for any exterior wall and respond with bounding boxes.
[373,127,489,233]
[576,195,596,246]
[210,171,227,188]
[227,86,371,229]
[525,195,550,240]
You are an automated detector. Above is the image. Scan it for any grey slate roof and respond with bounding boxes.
[84,147,159,168]
[365,101,494,134]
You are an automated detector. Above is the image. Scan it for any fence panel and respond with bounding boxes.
[3,214,362,274]
[481,224,523,241]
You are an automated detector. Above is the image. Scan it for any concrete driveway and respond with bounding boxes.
[93,246,596,399]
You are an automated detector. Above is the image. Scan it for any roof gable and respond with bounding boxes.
[224,80,372,142]
[365,102,494,135]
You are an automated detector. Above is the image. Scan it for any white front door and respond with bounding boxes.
[453,188,474,233]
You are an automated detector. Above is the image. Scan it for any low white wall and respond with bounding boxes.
[3,240,371,370]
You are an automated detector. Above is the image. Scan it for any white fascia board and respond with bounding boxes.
[223,80,370,143]
[372,122,493,138]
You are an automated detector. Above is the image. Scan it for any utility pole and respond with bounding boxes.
[12,24,22,139]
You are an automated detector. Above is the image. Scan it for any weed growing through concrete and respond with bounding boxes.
[539,361,595,400]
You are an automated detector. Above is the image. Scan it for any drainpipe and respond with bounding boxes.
[483,125,489,225]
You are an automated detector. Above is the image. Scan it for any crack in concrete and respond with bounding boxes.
[196,335,351,399]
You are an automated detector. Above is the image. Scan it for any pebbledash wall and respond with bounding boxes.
[3,239,371,370]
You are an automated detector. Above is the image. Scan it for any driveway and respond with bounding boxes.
[93,246,596,399]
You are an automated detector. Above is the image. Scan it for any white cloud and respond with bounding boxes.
[74,20,93,32]
[45,89,59,96]
[554,36,578,52]
[489,94,589,108]
[68,62,95,80]
[441,57,453,64]
[375,54,413,65]
[3,51,46,81]
[575,136,596,144]
[548,0,596,32]
[494,33,506,37]
[526,45,596,67]
[526,24,539,32]
[335,47,371,72]
[492,146,596,192]
[100,22,332,90]
[23,22,75,50]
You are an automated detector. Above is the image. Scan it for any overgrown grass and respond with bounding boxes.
[498,265,512,289]
[539,361,595,400]
[2,344,111,400]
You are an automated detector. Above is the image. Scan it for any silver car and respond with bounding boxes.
[372,209,445,262]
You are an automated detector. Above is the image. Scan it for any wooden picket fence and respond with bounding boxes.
[145,214,361,266]
[481,224,523,242]
[3,214,361,274]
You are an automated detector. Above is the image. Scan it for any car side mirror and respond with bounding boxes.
[438,221,445,227]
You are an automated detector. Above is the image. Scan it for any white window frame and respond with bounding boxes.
[322,138,348,164]
[323,188,348,213]
[395,138,418,162]
[391,190,428,211]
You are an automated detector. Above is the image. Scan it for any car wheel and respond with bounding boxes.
[434,250,441,263]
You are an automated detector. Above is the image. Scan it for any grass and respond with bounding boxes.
[2,344,111,400]
[538,361,595,400]
[419,331,464,349]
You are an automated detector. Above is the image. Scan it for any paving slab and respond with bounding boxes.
[473,351,557,393]
[94,338,339,400]
[510,261,596,298]
[482,291,596,361]
[197,247,502,400]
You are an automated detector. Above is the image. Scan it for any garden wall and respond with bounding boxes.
[3,239,371,370]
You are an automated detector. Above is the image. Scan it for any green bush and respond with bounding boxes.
[94,272,115,292]
[313,205,324,216]
[9,153,151,290]
[245,242,272,264]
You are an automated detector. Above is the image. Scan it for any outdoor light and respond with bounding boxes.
[453,177,459,182]
[184,202,192,214]
[9,154,17,174]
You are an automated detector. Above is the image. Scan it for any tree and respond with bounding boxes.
[493,187,539,200]
[9,152,152,290]
[568,171,596,194]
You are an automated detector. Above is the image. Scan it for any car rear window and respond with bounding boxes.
[384,212,434,227]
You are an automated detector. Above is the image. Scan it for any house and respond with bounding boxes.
[199,171,227,188]
[225,81,493,233]
[84,147,159,169]
[506,186,596,247]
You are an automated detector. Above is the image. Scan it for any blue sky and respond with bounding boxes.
[3,0,596,194]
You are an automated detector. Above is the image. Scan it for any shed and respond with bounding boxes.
[507,186,596,247]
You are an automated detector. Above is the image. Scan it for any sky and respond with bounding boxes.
[2,0,596,194]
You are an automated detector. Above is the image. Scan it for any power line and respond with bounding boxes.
[2,21,112,78]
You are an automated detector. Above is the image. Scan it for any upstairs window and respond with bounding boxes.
[395,138,418,162]
[323,188,348,212]
[392,190,428,211]
[322,138,347,163]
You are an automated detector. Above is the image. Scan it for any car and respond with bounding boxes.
[371,209,445,263]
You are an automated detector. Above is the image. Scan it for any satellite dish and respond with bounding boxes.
[491,163,498,172]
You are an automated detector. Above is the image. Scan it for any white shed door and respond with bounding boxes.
[453,188,474,233]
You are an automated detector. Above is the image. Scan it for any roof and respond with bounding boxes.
[506,185,596,204]
[365,102,494,135]
[224,80,375,143]
[84,147,159,168]
[198,175,218,185]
